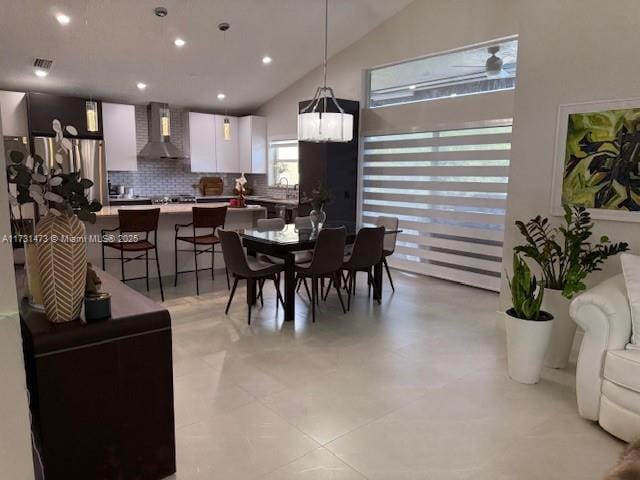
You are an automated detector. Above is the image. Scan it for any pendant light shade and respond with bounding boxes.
[223,117,232,141]
[85,100,99,133]
[298,0,353,143]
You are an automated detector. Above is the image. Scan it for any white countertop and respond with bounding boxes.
[96,202,266,217]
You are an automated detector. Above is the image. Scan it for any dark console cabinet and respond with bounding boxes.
[27,92,103,138]
[297,99,359,224]
[20,270,175,480]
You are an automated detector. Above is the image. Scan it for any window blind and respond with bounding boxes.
[361,124,511,291]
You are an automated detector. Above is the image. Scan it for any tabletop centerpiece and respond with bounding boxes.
[7,120,102,323]
[231,172,248,208]
[309,182,331,231]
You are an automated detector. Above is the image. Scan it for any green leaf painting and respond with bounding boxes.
[563,108,640,211]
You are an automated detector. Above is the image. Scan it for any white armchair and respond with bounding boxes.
[570,274,640,442]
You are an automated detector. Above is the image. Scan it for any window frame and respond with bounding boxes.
[268,136,299,187]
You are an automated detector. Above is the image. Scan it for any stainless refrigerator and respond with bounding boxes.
[32,136,108,205]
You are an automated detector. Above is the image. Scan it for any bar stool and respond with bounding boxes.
[174,206,228,295]
[101,208,164,301]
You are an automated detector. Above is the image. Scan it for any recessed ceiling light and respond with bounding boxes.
[262,56,272,65]
[137,82,147,90]
[409,84,417,90]
[217,93,226,100]
[55,13,71,25]
[34,68,49,78]
[174,38,186,47]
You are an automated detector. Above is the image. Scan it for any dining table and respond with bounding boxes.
[241,222,390,322]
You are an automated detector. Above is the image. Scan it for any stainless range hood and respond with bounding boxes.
[138,102,187,159]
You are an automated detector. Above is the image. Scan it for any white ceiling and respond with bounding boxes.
[0,0,413,114]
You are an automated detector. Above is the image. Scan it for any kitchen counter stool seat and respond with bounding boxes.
[174,206,228,295]
[101,208,164,301]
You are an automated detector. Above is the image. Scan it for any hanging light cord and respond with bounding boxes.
[323,0,328,89]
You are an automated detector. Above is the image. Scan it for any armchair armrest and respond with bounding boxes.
[174,222,193,234]
[570,274,631,420]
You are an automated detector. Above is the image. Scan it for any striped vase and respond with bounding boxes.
[37,213,87,323]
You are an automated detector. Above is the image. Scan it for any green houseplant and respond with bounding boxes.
[514,205,628,368]
[7,120,102,322]
[505,253,554,384]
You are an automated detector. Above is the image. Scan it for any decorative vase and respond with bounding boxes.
[309,206,326,231]
[542,288,576,369]
[24,242,44,309]
[505,309,554,384]
[36,213,87,323]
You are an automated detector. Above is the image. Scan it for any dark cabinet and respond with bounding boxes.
[27,92,103,138]
[297,99,359,224]
[20,270,175,480]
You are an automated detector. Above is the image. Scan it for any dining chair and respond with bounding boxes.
[257,217,285,232]
[218,229,285,325]
[295,227,347,322]
[101,208,164,301]
[375,216,399,292]
[341,226,385,310]
[174,206,229,295]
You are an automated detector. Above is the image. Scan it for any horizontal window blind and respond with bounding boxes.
[361,123,511,291]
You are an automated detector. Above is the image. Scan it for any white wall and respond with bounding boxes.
[257,0,519,136]
[500,0,640,307]
[0,91,28,137]
[0,107,35,478]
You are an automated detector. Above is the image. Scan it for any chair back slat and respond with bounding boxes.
[218,229,252,277]
[118,208,160,233]
[376,216,399,253]
[193,206,227,229]
[346,226,385,269]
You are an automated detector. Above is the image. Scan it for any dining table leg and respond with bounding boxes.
[373,261,383,302]
[283,253,296,321]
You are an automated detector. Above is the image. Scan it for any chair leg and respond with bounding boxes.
[323,277,333,301]
[258,279,265,307]
[333,273,347,314]
[302,277,312,303]
[368,268,374,298]
[247,279,252,325]
[155,247,165,302]
[120,248,125,282]
[273,275,285,310]
[174,237,179,287]
[211,247,215,280]
[384,257,395,292]
[225,267,230,290]
[225,276,239,314]
[145,250,150,292]
[311,275,316,323]
[296,276,303,293]
[347,271,354,311]
[193,243,199,296]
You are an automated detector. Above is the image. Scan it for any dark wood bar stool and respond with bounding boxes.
[174,206,228,295]
[101,208,165,301]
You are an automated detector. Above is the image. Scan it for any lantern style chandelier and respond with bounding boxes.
[297,0,353,143]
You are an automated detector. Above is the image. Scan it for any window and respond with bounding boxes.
[269,139,299,186]
[367,37,518,108]
[361,123,512,292]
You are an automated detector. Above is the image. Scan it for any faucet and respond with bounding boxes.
[278,177,294,199]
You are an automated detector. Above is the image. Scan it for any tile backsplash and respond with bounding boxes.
[107,105,272,198]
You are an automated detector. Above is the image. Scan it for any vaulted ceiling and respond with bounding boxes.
[0,0,413,113]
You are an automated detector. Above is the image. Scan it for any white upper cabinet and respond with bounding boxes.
[102,102,138,171]
[214,115,240,173]
[239,116,267,174]
[185,112,216,173]
[0,90,28,137]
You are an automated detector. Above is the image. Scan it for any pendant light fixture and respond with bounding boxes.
[298,0,353,143]
[219,22,232,141]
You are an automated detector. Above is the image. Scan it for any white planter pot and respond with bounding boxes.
[505,310,554,384]
[542,288,576,369]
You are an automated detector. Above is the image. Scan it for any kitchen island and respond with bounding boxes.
[87,202,266,281]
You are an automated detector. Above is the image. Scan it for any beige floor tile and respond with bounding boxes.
[261,448,366,480]
[176,402,319,480]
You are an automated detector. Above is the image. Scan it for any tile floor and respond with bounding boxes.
[136,268,624,480]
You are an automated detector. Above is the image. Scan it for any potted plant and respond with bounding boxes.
[506,253,554,384]
[309,182,331,230]
[515,206,628,368]
[7,120,102,323]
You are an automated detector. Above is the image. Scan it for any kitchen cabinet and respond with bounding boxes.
[239,115,267,174]
[184,112,217,173]
[102,102,137,171]
[27,92,103,138]
[214,115,239,173]
[0,90,28,137]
